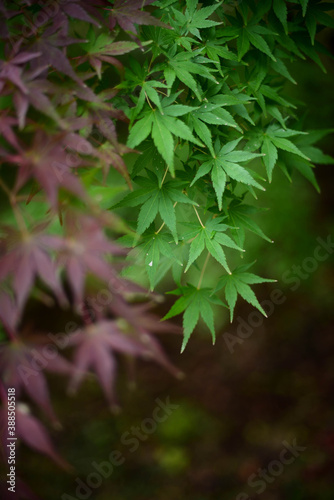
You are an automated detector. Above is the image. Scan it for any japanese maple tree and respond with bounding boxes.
[0,0,333,493]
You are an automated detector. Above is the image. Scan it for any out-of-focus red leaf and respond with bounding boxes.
[67,319,148,409]
[0,223,67,311]
[107,0,169,37]
[0,339,76,424]
[5,131,89,209]
[44,213,127,304]
[16,404,71,470]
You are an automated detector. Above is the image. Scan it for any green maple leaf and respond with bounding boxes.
[223,199,273,249]
[204,38,238,67]
[261,124,311,181]
[171,0,222,40]
[219,13,277,62]
[189,86,253,154]
[273,0,288,35]
[299,0,309,17]
[127,95,202,175]
[304,1,334,45]
[183,216,244,274]
[133,231,181,290]
[164,50,219,101]
[214,262,276,322]
[191,138,265,209]
[277,128,334,192]
[163,284,226,352]
[114,171,198,241]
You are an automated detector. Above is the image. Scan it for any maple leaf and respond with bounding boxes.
[115,169,198,240]
[182,216,244,275]
[122,229,181,290]
[191,137,265,210]
[11,65,61,129]
[127,94,202,174]
[5,130,88,208]
[107,0,168,37]
[95,142,133,187]
[278,128,334,191]
[44,213,127,305]
[170,0,222,40]
[163,285,226,352]
[219,12,278,62]
[79,26,144,79]
[0,48,42,95]
[164,49,219,101]
[189,91,250,154]
[57,0,101,26]
[214,262,276,322]
[303,0,334,45]
[16,404,71,469]
[107,295,182,376]
[67,319,151,409]
[28,17,84,84]
[117,57,169,119]
[77,88,129,146]
[0,401,69,470]
[0,337,75,424]
[260,124,311,181]
[223,198,273,249]
[0,223,67,312]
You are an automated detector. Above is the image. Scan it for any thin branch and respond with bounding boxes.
[144,90,154,110]
[193,206,205,228]
[197,252,210,289]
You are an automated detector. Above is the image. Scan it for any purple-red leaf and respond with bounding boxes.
[107,0,170,38]
[67,319,147,408]
[0,338,75,424]
[0,223,67,311]
[5,131,88,209]
[16,404,71,470]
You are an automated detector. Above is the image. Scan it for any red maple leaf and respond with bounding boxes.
[0,223,67,312]
[0,48,41,95]
[67,319,148,410]
[5,130,88,208]
[107,0,168,37]
[28,16,84,84]
[43,213,127,305]
[11,65,61,129]
[0,336,75,424]
[108,296,182,377]
[0,395,70,471]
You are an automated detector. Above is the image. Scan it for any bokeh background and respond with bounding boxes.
[4,23,334,500]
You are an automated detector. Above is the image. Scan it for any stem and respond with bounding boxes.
[193,146,209,155]
[197,252,210,289]
[160,166,169,188]
[193,206,205,228]
[144,91,154,110]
